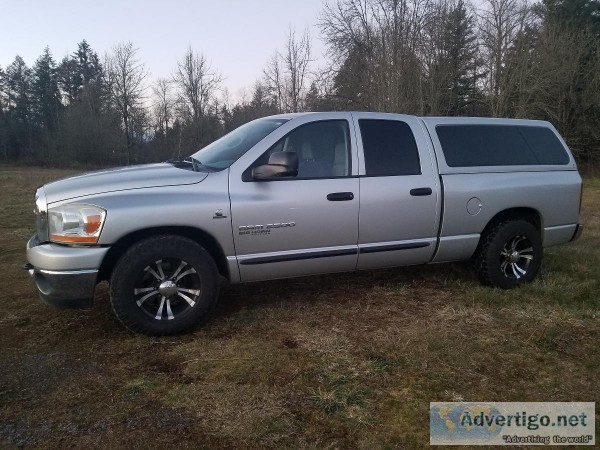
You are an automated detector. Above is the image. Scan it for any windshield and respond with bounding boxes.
[191,118,289,170]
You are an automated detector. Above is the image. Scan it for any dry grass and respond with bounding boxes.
[0,166,598,448]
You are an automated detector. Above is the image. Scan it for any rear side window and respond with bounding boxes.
[436,125,570,167]
[359,119,421,176]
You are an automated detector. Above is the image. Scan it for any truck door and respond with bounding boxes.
[353,113,441,270]
[228,113,360,282]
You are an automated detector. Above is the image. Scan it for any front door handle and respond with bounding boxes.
[410,187,433,196]
[327,192,354,201]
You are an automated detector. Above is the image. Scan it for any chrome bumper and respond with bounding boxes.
[25,235,108,309]
[24,264,97,309]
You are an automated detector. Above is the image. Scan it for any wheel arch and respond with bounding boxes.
[98,226,229,283]
[476,207,543,251]
[472,207,544,288]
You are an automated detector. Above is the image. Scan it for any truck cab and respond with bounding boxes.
[229,112,442,281]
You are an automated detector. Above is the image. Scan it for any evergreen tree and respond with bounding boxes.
[32,47,61,132]
[75,40,103,88]
[536,0,600,31]
[4,56,33,159]
[431,0,484,115]
[57,40,104,107]
[58,40,124,165]
[73,40,104,113]
[57,56,79,105]
[0,65,7,160]
[0,65,5,107]
[331,44,372,111]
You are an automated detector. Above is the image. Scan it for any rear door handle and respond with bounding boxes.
[410,187,433,196]
[327,192,354,201]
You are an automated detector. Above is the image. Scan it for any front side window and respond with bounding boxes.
[191,118,288,170]
[359,119,421,176]
[248,120,351,179]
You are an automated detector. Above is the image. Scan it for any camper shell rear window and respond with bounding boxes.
[435,125,570,167]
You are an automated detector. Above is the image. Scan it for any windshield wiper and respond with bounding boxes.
[166,156,217,172]
[183,156,199,172]
[187,156,219,172]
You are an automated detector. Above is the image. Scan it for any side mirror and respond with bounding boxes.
[252,152,299,180]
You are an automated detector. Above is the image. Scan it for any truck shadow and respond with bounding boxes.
[87,261,476,335]
[213,261,474,320]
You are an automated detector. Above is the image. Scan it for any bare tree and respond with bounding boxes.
[511,24,600,160]
[478,0,532,116]
[320,0,429,114]
[421,0,456,114]
[173,47,222,124]
[152,77,174,136]
[264,28,312,113]
[104,41,148,163]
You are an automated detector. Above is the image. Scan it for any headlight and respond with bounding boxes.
[48,204,106,244]
[34,187,49,242]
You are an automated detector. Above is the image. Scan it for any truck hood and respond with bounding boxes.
[44,163,209,204]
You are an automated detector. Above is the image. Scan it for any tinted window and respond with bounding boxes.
[359,119,421,176]
[436,125,570,167]
[519,126,571,165]
[248,120,351,179]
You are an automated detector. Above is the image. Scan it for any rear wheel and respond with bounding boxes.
[474,219,542,289]
[110,235,219,335]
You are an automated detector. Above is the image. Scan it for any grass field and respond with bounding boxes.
[0,166,598,448]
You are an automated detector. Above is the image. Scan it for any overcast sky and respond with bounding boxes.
[0,0,327,99]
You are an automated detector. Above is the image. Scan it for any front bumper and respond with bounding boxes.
[24,264,97,309]
[25,235,109,309]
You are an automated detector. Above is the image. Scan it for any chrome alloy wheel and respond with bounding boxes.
[500,235,534,280]
[133,259,202,320]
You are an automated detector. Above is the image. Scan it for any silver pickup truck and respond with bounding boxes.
[25,112,583,335]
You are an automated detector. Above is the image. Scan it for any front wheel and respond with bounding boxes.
[110,235,219,335]
[473,219,543,289]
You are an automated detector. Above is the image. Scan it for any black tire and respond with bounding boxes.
[473,219,542,289]
[110,235,219,335]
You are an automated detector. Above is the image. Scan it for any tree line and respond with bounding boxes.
[1,0,599,167]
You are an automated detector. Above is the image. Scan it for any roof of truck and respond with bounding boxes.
[270,111,551,126]
[266,111,575,174]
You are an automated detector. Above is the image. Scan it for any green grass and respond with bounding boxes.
[0,165,599,448]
